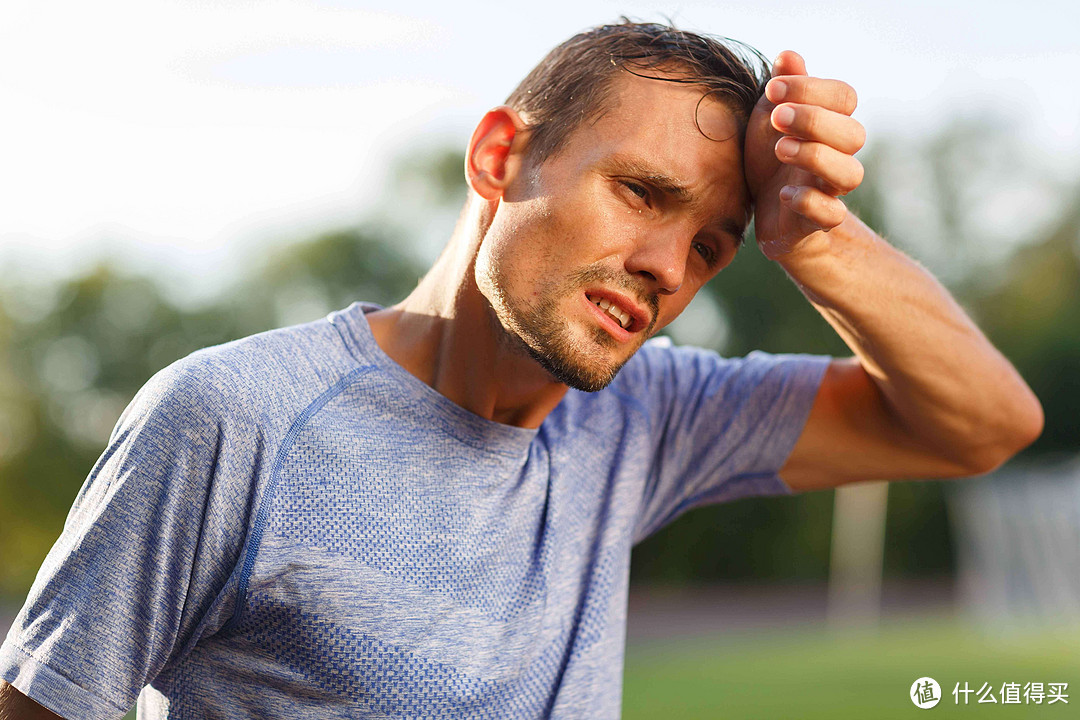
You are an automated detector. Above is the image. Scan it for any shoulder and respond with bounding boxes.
[125,316,362,432]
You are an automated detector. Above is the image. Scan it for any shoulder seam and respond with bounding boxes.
[221,365,375,633]
[328,310,367,365]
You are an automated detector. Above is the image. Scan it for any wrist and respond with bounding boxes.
[768,225,836,270]
[769,212,876,307]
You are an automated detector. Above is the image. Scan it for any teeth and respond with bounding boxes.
[587,293,632,329]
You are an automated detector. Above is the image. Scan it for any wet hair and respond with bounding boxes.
[506,19,771,165]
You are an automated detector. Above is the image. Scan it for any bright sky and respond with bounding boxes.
[3,0,1078,291]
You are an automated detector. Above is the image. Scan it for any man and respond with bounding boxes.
[0,20,1041,720]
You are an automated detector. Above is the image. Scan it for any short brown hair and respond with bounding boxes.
[506,20,770,165]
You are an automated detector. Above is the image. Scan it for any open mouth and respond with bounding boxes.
[586,293,633,330]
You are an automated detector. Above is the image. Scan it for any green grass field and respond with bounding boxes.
[622,614,1080,719]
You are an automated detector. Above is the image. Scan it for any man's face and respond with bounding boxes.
[475,71,751,391]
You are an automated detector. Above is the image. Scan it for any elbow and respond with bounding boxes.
[1017,392,1046,450]
[958,392,1044,476]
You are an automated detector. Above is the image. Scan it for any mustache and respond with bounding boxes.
[566,264,660,325]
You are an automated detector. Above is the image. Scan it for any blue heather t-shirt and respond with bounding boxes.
[1,302,829,719]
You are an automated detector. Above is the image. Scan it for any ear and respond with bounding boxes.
[465,106,530,201]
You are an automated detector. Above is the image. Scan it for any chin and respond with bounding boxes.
[497,307,627,392]
[485,274,641,392]
[533,348,622,392]
[527,326,640,393]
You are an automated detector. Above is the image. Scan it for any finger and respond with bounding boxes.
[775,138,865,195]
[766,76,858,116]
[772,50,807,79]
[813,177,846,197]
[779,185,848,231]
[771,103,866,155]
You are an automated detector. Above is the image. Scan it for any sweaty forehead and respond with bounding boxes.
[559,77,744,189]
[575,75,749,201]
[598,71,742,142]
[691,91,743,142]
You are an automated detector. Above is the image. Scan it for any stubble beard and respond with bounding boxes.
[484,264,658,393]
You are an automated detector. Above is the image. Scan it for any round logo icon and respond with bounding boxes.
[911,677,942,709]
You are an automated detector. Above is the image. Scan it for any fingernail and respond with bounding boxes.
[773,105,795,128]
[768,79,788,102]
[776,137,799,158]
[780,185,797,202]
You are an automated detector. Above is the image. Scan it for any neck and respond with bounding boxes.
[367,198,569,429]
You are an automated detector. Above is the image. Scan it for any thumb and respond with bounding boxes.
[772,50,807,78]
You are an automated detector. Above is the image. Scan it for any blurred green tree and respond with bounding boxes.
[1,269,194,598]
[975,194,1080,457]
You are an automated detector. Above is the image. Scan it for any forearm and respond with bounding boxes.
[777,212,1043,472]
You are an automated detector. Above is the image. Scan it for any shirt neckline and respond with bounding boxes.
[330,302,540,457]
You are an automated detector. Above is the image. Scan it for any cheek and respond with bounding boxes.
[651,292,697,333]
[476,200,559,298]
[478,183,631,301]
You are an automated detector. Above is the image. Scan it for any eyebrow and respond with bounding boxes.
[603,156,746,248]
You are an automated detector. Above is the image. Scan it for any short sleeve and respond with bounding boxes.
[0,359,263,720]
[627,343,830,544]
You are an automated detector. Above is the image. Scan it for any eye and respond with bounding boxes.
[692,241,717,266]
[619,180,650,205]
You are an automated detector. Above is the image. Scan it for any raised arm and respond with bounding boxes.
[744,52,1043,492]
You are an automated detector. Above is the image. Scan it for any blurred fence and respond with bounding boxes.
[949,458,1080,623]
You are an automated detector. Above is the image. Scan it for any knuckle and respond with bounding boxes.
[833,159,863,195]
[839,83,858,114]
[791,77,809,104]
[801,106,819,136]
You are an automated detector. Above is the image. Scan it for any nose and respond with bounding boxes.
[623,230,690,295]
